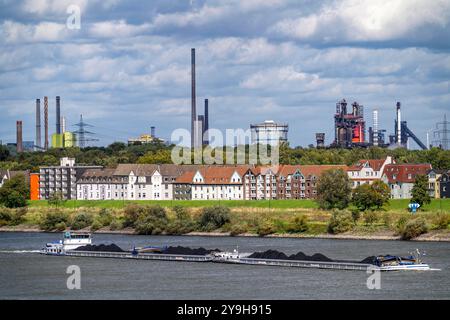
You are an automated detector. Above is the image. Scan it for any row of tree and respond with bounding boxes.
[1,142,449,172]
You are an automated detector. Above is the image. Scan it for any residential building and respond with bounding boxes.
[438,171,450,199]
[39,157,102,200]
[174,166,249,200]
[30,173,40,200]
[427,169,445,198]
[347,156,394,188]
[381,164,432,199]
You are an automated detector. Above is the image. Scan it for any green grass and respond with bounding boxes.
[28,198,450,211]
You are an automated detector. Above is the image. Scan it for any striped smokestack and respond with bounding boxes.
[36,99,41,149]
[44,96,49,150]
[56,96,61,134]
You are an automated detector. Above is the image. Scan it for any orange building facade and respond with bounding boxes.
[30,173,40,200]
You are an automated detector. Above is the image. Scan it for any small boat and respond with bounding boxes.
[41,231,92,255]
[374,249,430,271]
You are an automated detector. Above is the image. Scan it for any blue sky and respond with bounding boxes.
[0,0,449,148]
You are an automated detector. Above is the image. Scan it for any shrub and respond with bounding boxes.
[109,219,123,231]
[98,208,113,226]
[54,222,67,231]
[198,206,231,231]
[0,207,12,226]
[327,209,354,234]
[0,174,29,208]
[363,211,379,225]
[173,205,189,220]
[286,215,309,233]
[256,221,276,236]
[351,209,361,223]
[40,210,69,231]
[123,204,142,228]
[134,206,168,235]
[165,219,195,235]
[431,212,450,230]
[399,218,428,240]
[230,224,248,236]
[91,220,103,232]
[71,213,93,230]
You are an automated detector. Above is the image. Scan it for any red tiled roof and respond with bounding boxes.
[175,166,246,185]
[300,165,348,178]
[348,159,386,171]
[383,164,432,183]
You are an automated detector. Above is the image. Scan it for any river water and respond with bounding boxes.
[0,232,448,299]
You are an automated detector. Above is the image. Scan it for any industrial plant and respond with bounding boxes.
[325,98,434,150]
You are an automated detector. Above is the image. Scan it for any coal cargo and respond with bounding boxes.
[74,244,124,252]
[164,246,220,256]
[249,250,334,262]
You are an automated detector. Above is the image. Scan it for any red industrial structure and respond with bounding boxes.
[332,99,366,148]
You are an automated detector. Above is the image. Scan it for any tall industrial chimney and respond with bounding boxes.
[204,98,209,145]
[191,48,197,149]
[62,116,66,133]
[44,96,49,150]
[36,99,41,149]
[56,96,61,134]
[151,126,155,137]
[396,102,401,146]
[373,110,379,146]
[16,121,23,153]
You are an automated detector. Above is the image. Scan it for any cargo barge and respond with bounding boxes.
[41,232,435,272]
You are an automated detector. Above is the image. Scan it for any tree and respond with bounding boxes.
[48,192,66,208]
[352,181,390,211]
[410,174,431,208]
[0,145,10,161]
[0,174,29,208]
[316,169,352,210]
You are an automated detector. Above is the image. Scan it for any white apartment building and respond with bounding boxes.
[347,156,394,188]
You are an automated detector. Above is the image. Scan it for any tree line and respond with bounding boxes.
[1,141,449,172]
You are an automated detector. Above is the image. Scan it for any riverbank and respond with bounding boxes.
[2,225,449,242]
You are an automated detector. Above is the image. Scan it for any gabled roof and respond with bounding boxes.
[175,166,245,185]
[382,164,432,183]
[348,159,386,171]
[300,165,348,178]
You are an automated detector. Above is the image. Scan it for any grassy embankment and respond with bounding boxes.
[1,199,449,240]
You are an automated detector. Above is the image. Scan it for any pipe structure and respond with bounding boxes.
[373,110,378,146]
[396,102,401,146]
[204,98,209,145]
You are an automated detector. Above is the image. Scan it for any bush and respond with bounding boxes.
[123,204,142,228]
[0,174,29,208]
[431,212,450,230]
[173,205,189,220]
[230,224,248,236]
[316,169,352,210]
[399,218,428,240]
[363,211,379,226]
[256,221,276,236]
[71,213,93,230]
[198,206,231,231]
[109,219,123,231]
[98,208,113,227]
[286,215,309,233]
[327,209,354,234]
[134,206,168,235]
[54,222,67,231]
[0,207,12,226]
[91,220,103,232]
[40,210,69,231]
[165,219,195,235]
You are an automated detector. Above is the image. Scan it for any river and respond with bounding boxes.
[0,232,448,299]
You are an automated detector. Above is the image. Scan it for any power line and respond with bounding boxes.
[72,114,99,148]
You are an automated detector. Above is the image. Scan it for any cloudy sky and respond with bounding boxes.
[1,0,449,148]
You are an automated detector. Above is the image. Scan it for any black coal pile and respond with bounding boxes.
[164,246,220,256]
[249,250,333,262]
[359,256,377,264]
[74,244,124,252]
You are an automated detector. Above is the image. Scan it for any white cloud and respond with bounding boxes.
[89,20,150,38]
[0,20,70,43]
[269,0,450,43]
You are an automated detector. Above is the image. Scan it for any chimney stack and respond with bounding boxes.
[56,96,61,134]
[396,102,401,146]
[16,121,23,153]
[373,109,378,146]
[44,96,49,150]
[151,126,155,137]
[62,116,66,133]
[204,98,209,145]
[191,48,197,149]
[36,99,41,149]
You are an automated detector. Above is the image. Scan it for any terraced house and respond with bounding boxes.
[347,156,394,188]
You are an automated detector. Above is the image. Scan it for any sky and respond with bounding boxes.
[0,0,449,148]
